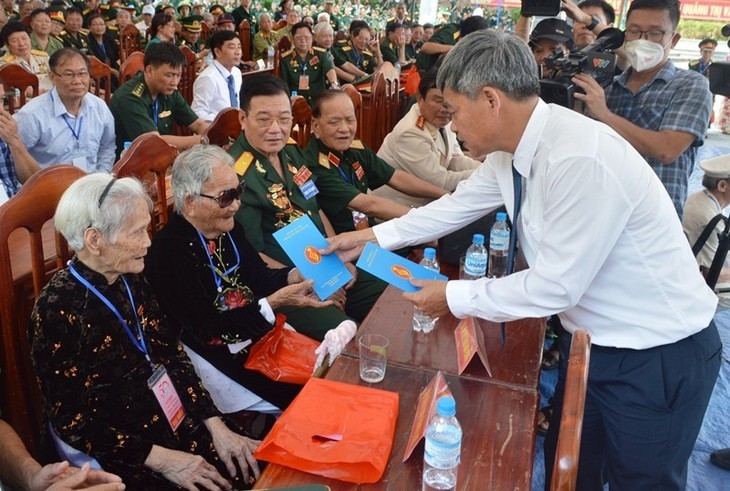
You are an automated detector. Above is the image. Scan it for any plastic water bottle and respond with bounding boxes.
[413,247,439,333]
[204,51,213,66]
[488,212,510,278]
[394,61,401,76]
[463,234,487,280]
[291,90,298,101]
[12,88,20,108]
[423,396,461,491]
[120,141,132,158]
[266,45,275,69]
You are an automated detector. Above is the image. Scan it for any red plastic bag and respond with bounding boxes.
[244,313,319,385]
[253,377,399,483]
[403,65,420,96]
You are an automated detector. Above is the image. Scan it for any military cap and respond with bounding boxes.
[48,9,65,24]
[177,1,192,14]
[181,15,203,32]
[217,13,234,27]
[701,155,730,179]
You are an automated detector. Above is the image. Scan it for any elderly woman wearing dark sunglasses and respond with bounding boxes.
[145,145,357,415]
[31,173,262,490]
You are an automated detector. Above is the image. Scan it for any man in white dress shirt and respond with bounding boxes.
[191,30,243,122]
[14,48,115,173]
[324,30,721,491]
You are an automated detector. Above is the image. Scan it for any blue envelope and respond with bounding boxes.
[273,215,353,300]
[356,243,447,292]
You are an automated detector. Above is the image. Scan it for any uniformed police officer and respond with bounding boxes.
[280,22,337,103]
[689,38,717,79]
[305,90,447,234]
[109,42,209,157]
[229,76,386,326]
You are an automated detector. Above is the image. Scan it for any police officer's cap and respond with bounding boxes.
[701,155,730,179]
[181,15,203,32]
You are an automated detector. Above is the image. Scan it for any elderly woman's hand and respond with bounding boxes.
[266,280,335,310]
[205,417,261,485]
[144,445,231,491]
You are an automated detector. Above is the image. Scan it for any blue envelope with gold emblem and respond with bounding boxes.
[273,215,353,300]
[356,243,447,292]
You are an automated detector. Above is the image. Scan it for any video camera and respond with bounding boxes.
[708,24,730,97]
[539,28,625,107]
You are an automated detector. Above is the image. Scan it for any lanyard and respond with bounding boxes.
[353,49,362,67]
[296,54,309,73]
[196,230,241,292]
[98,41,106,59]
[213,62,230,82]
[68,262,152,365]
[152,98,159,126]
[328,151,352,184]
[50,91,83,141]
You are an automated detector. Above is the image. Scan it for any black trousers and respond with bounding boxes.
[544,322,722,490]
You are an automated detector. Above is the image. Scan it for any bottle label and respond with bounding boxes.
[464,255,487,276]
[424,438,461,469]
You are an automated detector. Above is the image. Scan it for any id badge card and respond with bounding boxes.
[300,180,319,199]
[148,365,186,431]
[298,75,310,91]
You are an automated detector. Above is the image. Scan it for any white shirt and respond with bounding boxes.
[191,60,243,122]
[0,182,8,206]
[14,87,116,172]
[375,100,717,349]
[135,20,149,38]
[683,189,726,269]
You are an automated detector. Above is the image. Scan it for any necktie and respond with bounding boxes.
[500,163,523,350]
[227,74,237,108]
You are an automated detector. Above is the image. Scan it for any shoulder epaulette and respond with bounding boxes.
[281,48,294,58]
[317,152,330,169]
[349,139,365,150]
[82,8,91,15]
[131,81,146,97]
[416,116,425,130]
[313,46,326,53]
[79,28,89,35]
[362,49,373,56]
[286,137,297,145]
[341,46,351,52]
[688,60,699,67]
[454,31,460,40]
[31,49,49,57]
[2,53,15,63]
[234,151,254,176]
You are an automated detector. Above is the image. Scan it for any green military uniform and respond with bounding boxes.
[59,29,91,52]
[178,15,204,53]
[304,136,395,234]
[380,38,402,65]
[231,4,257,32]
[109,72,199,156]
[415,23,459,73]
[280,47,334,103]
[228,133,386,326]
[318,11,340,32]
[106,23,120,44]
[405,41,420,61]
[688,59,712,79]
[178,37,204,53]
[30,32,64,56]
[252,30,280,61]
[332,41,377,74]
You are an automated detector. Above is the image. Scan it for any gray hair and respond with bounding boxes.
[55,173,152,251]
[172,145,235,213]
[437,29,540,101]
[313,21,333,36]
[258,12,270,23]
[317,12,329,24]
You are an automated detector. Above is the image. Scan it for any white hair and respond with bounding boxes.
[55,173,152,251]
[313,21,333,37]
[317,12,329,23]
[172,145,235,213]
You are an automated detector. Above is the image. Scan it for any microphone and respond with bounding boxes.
[578,27,625,54]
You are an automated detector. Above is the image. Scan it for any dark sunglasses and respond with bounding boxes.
[199,181,246,208]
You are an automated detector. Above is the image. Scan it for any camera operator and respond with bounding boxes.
[573,0,712,219]
[529,18,572,75]
[562,0,615,49]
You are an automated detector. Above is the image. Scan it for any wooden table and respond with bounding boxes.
[342,285,546,389]
[254,356,539,491]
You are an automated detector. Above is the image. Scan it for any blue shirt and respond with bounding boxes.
[14,87,116,173]
[605,60,711,218]
[0,138,21,202]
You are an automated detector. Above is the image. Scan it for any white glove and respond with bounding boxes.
[313,320,357,372]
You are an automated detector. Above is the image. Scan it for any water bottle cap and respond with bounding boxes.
[472,234,484,245]
[436,396,456,417]
[496,212,507,221]
[123,141,132,149]
[423,247,436,259]
[291,91,298,97]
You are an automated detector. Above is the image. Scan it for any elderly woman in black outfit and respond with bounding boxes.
[31,174,261,490]
[145,145,356,413]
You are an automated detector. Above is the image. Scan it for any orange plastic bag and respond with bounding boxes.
[244,313,319,385]
[403,65,420,96]
[254,377,399,483]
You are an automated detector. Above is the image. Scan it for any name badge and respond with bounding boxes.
[158,110,172,119]
[298,75,310,91]
[300,180,319,199]
[148,365,186,431]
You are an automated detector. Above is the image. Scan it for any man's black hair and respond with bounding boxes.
[459,15,489,39]
[626,0,680,29]
[239,75,289,111]
[208,29,238,58]
[1,22,29,46]
[144,41,185,68]
[578,0,616,25]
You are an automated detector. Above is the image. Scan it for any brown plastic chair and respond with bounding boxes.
[177,45,197,105]
[119,51,144,83]
[291,96,312,148]
[119,23,142,64]
[0,64,39,113]
[341,84,362,139]
[239,20,252,61]
[200,21,210,43]
[550,330,591,491]
[88,56,112,103]
[273,19,287,31]
[204,107,241,150]
[0,165,87,455]
[112,133,179,234]
[273,36,291,77]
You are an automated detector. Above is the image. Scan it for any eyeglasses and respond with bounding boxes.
[52,70,90,81]
[624,28,670,43]
[252,115,293,128]
[198,181,246,208]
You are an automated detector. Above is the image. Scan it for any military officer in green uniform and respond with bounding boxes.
[109,42,208,157]
[319,0,340,32]
[230,75,386,326]
[59,8,91,52]
[415,22,459,73]
[305,90,447,234]
[380,21,407,66]
[332,23,381,76]
[280,22,338,103]
[178,14,205,53]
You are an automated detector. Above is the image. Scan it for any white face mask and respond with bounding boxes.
[623,39,668,72]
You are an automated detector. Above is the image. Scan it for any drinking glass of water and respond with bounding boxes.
[359,334,389,383]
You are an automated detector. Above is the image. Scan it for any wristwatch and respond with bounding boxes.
[586,15,600,31]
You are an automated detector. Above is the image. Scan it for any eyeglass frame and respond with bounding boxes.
[51,70,91,81]
[623,28,673,43]
[198,181,246,208]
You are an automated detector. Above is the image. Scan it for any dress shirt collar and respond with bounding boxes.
[511,98,550,179]
[49,85,88,119]
[703,189,722,212]
[213,59,233,76]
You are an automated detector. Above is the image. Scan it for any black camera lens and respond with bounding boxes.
[722,23,730,38]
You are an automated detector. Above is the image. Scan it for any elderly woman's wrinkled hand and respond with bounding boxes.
[266,280,335,310]
[146,447,231,491]
[206,417,261,486]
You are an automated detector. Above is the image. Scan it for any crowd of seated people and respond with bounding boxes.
[0,0,725,488]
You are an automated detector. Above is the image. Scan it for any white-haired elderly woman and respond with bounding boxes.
[30,174,262,490]
[312,21,359,84]
[144,145,356,414]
